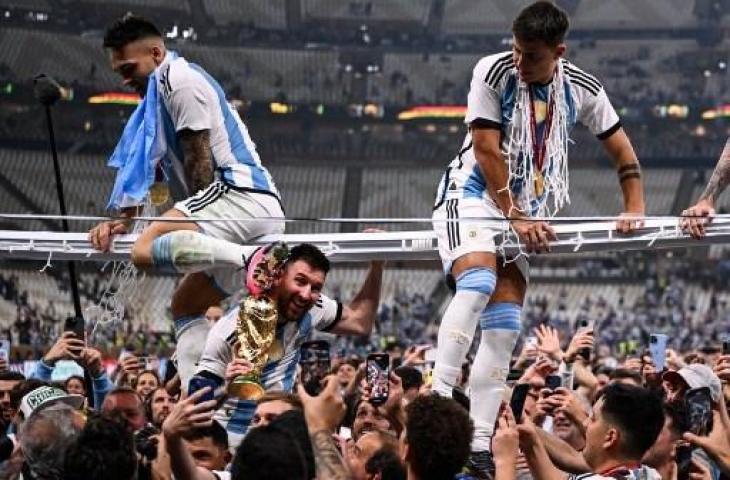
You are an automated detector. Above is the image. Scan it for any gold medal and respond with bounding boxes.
[149,182,170,206]
[534,171,545,197]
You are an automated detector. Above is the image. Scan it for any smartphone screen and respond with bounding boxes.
[649,334,668,371]
[685,387,713,436]
[545,375,562,392]
[0,340,10,362]
[367,353,390,406]
[509,383,530,423]
[300,340,331,396]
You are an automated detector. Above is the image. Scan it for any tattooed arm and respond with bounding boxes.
[700,138,730,204]
[310,430,351,480]
[298,376,351,480]
[179,129,214,194]
[682,137,730,238]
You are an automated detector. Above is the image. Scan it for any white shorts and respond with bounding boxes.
[174,181,285,295]
[432,195,528,280]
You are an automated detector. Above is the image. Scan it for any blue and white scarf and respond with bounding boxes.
[106,52,178,211]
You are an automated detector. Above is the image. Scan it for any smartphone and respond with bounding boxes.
[509,383,530,423]
[675,444,693,480]
[188,374,221,404]
[649,334,668,371]
[577,320,594,361]
[545,375,562,392]
[367,353,390,406]
[63,316,85,354]
[64,316,86,340]
[137,356,159,373]
[506,369,524,382]
[723,340,730,355]
[685,387,713,436]
[0,340,10,363]
[300,340,331,396]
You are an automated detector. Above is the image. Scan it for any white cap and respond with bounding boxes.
[19,386,85,420]
[663,363,722,402]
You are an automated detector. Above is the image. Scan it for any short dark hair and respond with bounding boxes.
[10,379,48,411]
[366,448,406,480]
[609,368,643,386]
[287,243,330,275]
[256,390,303,410]
[0,371,24,382]
[663,401,689,437]
[269,410,315,476]
[182,420,229,450]
[64,414,137,480]
[394,366,423,391]
[103,14,162,50]
[405,395,473,480]
[105,386,144,404]
[512,1,569,46]
[64,375,86,392]
[599,383,665,460]
[231,422,309,480]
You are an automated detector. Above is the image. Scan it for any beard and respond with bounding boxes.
[277,294,314,322]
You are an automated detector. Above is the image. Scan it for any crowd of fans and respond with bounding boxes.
[0,305,727,479]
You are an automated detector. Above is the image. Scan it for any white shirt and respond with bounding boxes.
[434,52,620,213]
[156,52,280,198]
[196,294,342,449]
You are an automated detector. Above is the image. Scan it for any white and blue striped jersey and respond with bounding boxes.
[155,52,279,199]
[196,294,342,448]
[434,52,619,213]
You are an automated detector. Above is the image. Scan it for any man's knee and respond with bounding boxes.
[130,239,152,267]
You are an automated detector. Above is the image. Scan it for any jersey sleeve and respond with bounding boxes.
[195,310,236,378]
[311,294,343,332]
[465,56,504,128]
[163,64,213,132]
[576,86,621,140]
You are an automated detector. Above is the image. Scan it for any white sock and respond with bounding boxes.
[432,289,489,397]
[152,230,259,274]
[174,315,211,392]
[469,328,520,452]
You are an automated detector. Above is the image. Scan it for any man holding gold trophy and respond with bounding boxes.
[191,242,384,448]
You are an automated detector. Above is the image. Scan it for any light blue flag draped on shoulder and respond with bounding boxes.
[106,52,177,211]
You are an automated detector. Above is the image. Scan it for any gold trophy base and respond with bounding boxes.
[227,373,265,400]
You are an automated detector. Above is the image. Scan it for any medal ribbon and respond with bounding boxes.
[528,74,556,180]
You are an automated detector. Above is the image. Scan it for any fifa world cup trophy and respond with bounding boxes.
[227,242,289,400]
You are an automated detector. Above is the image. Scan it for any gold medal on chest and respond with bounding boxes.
[534,171,545,197]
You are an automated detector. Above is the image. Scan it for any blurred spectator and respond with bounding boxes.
[102,387,146,432]
[63,414,137,480]
[401,394,472,480]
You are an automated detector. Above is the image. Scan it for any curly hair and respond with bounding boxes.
[404,395,473,480]
[366,448,406,480]
[64,413,137,480]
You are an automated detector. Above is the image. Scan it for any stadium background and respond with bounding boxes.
[0,0,729,375]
